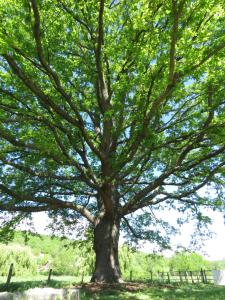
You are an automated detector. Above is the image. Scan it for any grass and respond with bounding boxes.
[79,282,225,300]
[0,275,90,292]
[0,277,225,299]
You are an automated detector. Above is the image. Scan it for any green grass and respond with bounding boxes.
[0,277,225,300]
[0,275,90,292]
[80,284,225,300]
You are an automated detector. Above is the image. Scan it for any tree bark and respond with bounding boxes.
[91,215,122,283]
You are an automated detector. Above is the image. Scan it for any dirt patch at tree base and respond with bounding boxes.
[76,282,177,293]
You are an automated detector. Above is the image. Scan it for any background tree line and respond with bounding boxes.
[0,231,223,278]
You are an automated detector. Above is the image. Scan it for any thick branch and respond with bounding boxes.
[0,184,95,223]
[0,204,55,213]
[30,0,104,160]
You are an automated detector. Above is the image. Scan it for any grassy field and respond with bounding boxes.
[80,283,225,300]
[0,276,225,300]
[0,275,90,292]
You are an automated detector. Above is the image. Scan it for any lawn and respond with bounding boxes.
[0,277,225,300]
[0,275,90,292]
[80,282,225,300]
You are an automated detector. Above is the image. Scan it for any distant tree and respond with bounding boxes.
[0,244,37,276]
[210,259,225,270]
[147,254,170,273]
[119,246,170,279]
[169,251,210,271]
[0,0,224,282]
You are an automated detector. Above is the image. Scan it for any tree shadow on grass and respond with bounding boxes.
[148,284,225,300]
[80,283,225,300]
[1,281,225,300]
[0,280,70,293]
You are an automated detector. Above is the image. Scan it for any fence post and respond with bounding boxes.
[6,263,14,286]
[167,272,170,284]
[190,271,194,284]
[200,268,205,283]
[47,268,52,284]
[179,271,182,283]
[81,271,84,284]
[130,270,133,281]
[150,271,153,283]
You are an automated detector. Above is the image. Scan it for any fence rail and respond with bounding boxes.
[153,269,212,283]
[128,268,214,284]
[3,264,54,287]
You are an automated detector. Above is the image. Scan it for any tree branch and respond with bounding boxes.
[0,183,95,223]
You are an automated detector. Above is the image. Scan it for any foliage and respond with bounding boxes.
[120,245,170,280]
[9,231,95,276]
[209,259,225,270]
[0,244,37,276]
[2,232,172,278]
[169,251,210,271]
[1,231,220,280]
[148,254,170,273]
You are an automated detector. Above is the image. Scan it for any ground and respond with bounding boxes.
[80,282,225,300]
[1,276,225,299]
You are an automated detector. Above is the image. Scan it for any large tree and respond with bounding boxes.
[0,0,225,283]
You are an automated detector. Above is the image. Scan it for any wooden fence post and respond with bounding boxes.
[6,263,13,286]
[130,270,133,281]
[47,268,52,284]
[179,271,182,282]
[150,271,153,283]
[190,271,194,284]
[200,268,205,283]
[81,271,84,284]
[167,272,170,283]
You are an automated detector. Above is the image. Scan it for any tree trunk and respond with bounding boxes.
[91,215,122,283]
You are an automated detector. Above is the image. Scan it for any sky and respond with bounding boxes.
[16,208,225,261]
[141,209,225,261]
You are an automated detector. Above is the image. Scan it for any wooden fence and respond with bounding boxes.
[129,268,213,283]
[3,263,214,286]
[3,264,53,287]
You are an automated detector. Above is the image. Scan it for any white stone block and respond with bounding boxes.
[212,270,225,285]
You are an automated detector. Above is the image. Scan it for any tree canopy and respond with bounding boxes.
[0,0,225,282]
